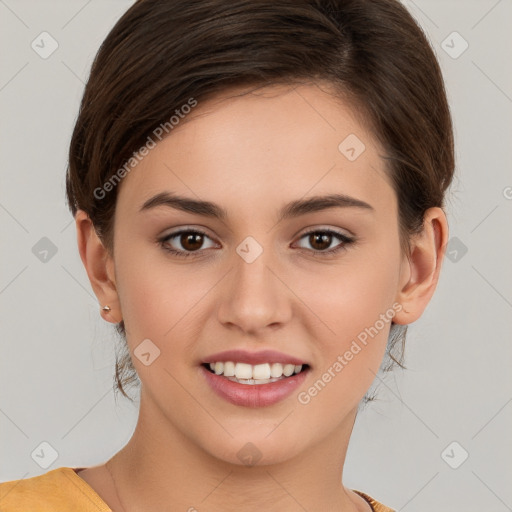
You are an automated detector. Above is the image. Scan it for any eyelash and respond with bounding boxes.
[158,228,355,259]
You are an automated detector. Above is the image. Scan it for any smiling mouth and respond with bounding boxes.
[201,362,310,385]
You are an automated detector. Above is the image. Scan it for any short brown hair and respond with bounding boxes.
[66,0,454,402]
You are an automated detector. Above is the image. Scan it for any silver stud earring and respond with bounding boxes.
[102,305,111,312]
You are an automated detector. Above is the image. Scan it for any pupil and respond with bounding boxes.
[311,233,331,251]
[182,233,203,251]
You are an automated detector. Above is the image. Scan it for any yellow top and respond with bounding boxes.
[0,467,395,511]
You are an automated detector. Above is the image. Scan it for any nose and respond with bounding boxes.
[216,244,292,335]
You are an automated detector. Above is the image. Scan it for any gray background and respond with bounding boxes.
[1,1,511,510]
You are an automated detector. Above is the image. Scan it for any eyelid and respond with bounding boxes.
[296,225,354,239]
[160,224,214,237]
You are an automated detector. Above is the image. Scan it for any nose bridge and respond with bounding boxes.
[217,236,290,332]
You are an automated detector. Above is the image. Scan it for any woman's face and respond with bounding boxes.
[111,82,406,464]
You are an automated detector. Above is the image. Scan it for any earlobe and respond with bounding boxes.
[75,210,122,323]
[392,207,448,326]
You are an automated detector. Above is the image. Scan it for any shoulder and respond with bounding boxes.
[353,489,396,512]
[0,467,111,511]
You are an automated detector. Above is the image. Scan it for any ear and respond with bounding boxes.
[393,207,449,325]
[75,210,122,324]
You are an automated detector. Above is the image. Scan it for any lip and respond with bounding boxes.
[200,364,310,408]
[201,349,308,366]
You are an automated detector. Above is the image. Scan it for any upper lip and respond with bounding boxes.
[202,349,308,366]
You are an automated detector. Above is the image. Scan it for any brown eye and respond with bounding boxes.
[295,229,354,256]
[180,232,205,251]
[308,232,333,251]
[159,229,217,258]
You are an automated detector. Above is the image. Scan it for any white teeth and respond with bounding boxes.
[225,376,282,385]
[252,363,271,380]
[235,362,253,379]
[270,363,283,378]
[223,361,236,377]
[206,361,305,380]
[283,364,295,377]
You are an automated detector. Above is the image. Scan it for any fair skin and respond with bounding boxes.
[75,82,448,512]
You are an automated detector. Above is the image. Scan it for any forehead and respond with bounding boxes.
[116,82,396,219]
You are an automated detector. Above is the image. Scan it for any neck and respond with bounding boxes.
[107,392,366,512]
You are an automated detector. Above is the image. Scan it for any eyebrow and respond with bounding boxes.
[139,191,374,222]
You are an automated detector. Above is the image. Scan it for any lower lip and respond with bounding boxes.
[200,365,309,408]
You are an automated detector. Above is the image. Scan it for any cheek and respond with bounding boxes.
[114,244,218,357]
[306,247,400,341]
[298,243,401,403]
